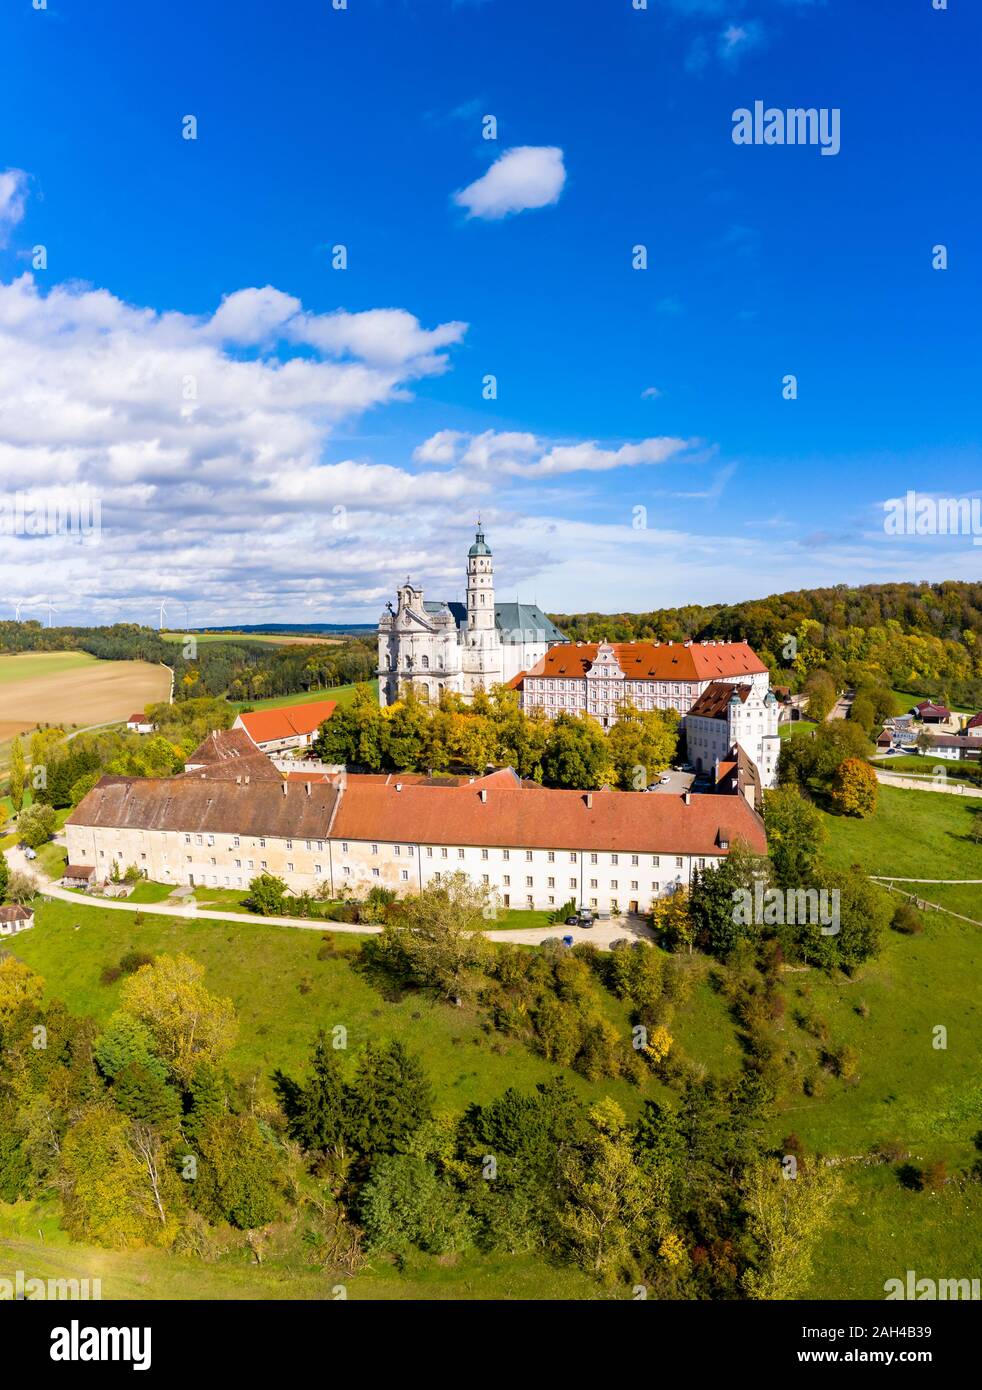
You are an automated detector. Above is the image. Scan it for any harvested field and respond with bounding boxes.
[0,651,171,739]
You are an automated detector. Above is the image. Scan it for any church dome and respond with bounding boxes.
[468,526,491,557]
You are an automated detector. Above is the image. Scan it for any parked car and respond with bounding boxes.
[659,773,672,784]
[23,847,37,860]
[565,911,595,928]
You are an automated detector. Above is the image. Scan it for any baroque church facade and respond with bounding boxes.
[377,526,566,707]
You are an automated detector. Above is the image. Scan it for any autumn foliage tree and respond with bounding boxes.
[830,757,878,818]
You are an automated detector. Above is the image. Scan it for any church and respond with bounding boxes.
[377,525,566,706]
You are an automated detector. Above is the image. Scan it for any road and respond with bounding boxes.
[3,847,652,950]
[872,769,982,797]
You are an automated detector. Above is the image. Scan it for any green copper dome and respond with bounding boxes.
[468,526,491,557]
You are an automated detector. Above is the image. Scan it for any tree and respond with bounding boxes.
[346,1040,432,1164]
[119,953,237,1084]
[559,1099,656,1282]
[802,670,837,722]
[689,844,770,960]
[94,1012,168,1082]
[277,1031,349,1160]
[741,1157,843,1299]
[58,1104,161,1248]
[70,770,102,806]
[246,873,288,916]
[3,869,37,905]
[194,1113,282,1229]
[17,801,56,849]
[650,886,694,953]
[606,706,679,790]
[8,736,25,812]
[830,757,878,818]
[541,713,610,790]
[376,872,493,1001]
[359,1153,473,1255]
[0,852,8,904]
[764,786,827,887]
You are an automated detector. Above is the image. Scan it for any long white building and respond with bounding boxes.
[66,766,767,917]
[511,638,770,728]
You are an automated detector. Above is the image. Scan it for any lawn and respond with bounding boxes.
[815,782,982,921]
[0,1200,603,1301]
[6,899,645,1116]
[227,680,377,714]
[779,720,818,739]
[872,753,980,783]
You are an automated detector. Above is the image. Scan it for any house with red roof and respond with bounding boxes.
[232,699,337,754]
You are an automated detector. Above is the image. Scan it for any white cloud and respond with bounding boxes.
[453,146,566,221]
[0,273,480,623]
[0,169,28,248]
[415,427,692,478]
[641,386,663,400]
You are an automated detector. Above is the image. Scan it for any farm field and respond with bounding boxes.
[227,679,377,713]
[161,631,342,647]
[0,651,171,741]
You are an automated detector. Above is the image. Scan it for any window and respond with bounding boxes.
[184,834,191,845]
[407,845,414,856]
[676,857,684,868]
[698,858,706,869]
[441,848,448,859]
[457,848,465,859]
[371,843,378,855]
[589,897,598,908]
[570,852,576,863]
[211,857,217,866]
[652,855,661,867]
[248,859,254,869]
[305,840,312,851]
[610,853,618,865]
[502,849,510,861]
[394,845,401,856]
[233,836,240,848]
[401,869,409,881]
[569,878,577,888]
[548,876,555,888]
[343,865,351,876]
[195,834,203,847]
[141,852,147,861]
[261,860,268,870]
[590,853,597,865]
[525,876,533,887]
[286,838,293,850]
[341,841,348,853]
[610,879,618,889]
[287,862,294,872]
[372,867,380,878]
[548,895,555,905]
[631,854,638,866]
[547,850,555,863]
[426,846,433,857]
[482,874,489,885]
[525,850,533,862]
[259,838,266,848]
[590,878,598,889]
[631,880,638,891]
[317,841,324,851]
[526,895,534,907]
[315,864,322,875]
[481,849,489,860]
[421,655,429,669]
[235,858,241,869]
[503,875,511,886]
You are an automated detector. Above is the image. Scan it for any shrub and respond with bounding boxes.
[891,901,925,935]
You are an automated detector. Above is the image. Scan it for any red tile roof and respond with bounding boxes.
[331,781,767,856]
[966,712,982,730]
[0,904,34,922]
[517,640,767,683]
[183,729,284,783]
[689,681,751,720]
[69,775,341,838]
[64,864,95,879]
[236,700,337,745]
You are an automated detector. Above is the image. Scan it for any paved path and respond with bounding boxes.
[873,769,982,797]
[3,847,650,950]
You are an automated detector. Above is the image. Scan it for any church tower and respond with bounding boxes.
[462,522,503,693]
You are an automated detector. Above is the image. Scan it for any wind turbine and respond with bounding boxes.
[45,599,56,628]
[14,601,25,621]
[158,600,169,631]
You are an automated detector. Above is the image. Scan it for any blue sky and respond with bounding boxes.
[0,0,979,625]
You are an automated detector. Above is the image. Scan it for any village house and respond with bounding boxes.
[65,768,767,917]
[126,713,156,735]
[0,904,35,935]
[232,699,337,755]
